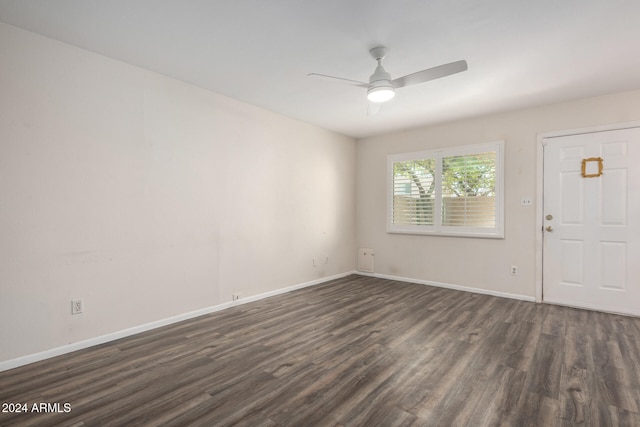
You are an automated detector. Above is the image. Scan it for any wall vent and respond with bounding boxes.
[358,248,375,272]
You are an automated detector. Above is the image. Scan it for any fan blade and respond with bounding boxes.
[367,101,383,116]
[391,60,468,88]
[307,73,368,88]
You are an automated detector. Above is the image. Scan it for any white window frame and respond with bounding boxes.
[387,141,505,238]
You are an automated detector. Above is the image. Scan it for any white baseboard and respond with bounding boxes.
[0,271,356,373]
[543,297,640,317]
[357,271,536,302]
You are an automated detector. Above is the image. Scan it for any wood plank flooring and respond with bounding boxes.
[1,274,640,426]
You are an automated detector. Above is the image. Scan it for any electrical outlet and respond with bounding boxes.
[71,299,83,315]
[520,198,533,207]
[232,294,240,301]
[324,256,329,265]
[510,266,518,276]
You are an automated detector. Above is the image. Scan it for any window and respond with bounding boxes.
[388,141,504,238]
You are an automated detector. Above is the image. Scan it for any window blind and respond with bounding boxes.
[388,141,504,238]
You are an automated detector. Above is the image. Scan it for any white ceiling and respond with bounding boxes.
[1,0,640,139]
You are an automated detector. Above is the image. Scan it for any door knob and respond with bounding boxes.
[545,225,553,232]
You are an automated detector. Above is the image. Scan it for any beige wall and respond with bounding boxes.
[357,90,640,298]
[0,23,356,363]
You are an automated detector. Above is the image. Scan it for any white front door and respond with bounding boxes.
[542,127,640,316]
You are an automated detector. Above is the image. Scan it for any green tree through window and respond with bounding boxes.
[442,152,496,197]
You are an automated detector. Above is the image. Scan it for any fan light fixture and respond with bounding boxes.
[367,85,395,103]
[367,53,395,103]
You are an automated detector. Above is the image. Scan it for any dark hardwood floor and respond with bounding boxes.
[1,274,640,426]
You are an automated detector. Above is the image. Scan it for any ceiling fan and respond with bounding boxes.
[308,46,467,104]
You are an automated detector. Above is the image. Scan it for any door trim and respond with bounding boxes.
[535,121,640,305]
